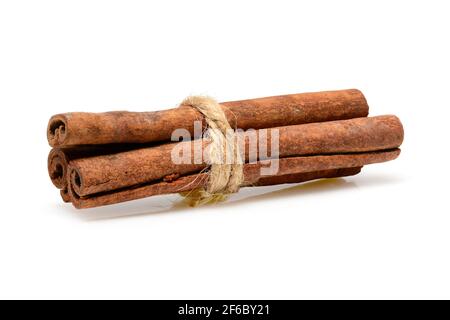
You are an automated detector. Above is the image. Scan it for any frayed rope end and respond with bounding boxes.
[180,188,229,207]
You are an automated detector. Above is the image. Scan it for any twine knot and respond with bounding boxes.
[180,96,243,206]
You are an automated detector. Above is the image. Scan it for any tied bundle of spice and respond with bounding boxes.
[47,89,403,209]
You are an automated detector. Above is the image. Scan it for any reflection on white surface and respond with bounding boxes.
[62,173,402,221]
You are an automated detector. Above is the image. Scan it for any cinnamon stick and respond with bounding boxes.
[48,144,154,201]
[68,167,363,209]
[67,150,399,208]
[68,167,364,209]
[68,115,403,198]
[47,89,368,147]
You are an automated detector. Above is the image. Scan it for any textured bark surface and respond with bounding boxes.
[48,144,153,201]
[68,115,403,197]
[47,89,369,147]
[68,149,399,209]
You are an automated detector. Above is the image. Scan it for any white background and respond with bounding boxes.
[0,0,449,299]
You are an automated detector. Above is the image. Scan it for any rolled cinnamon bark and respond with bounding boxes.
[48,144,153,201]
[48,147,100,202]
[48,148,72,191]
[68,115,403,197]
[67,150,399,208]
[68,167,364,209]
[48,89,368,147]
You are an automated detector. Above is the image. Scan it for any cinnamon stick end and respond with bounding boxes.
[47,114,68,147]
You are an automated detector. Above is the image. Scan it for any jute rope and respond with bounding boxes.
[180,96,244,206]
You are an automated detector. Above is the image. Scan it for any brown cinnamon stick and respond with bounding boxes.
[68,167,363,209]
[48,144,154,201]
[69,166,365,209]
[47,89,368,147]
[48,148,76,202]
[67,149,399,208]
[68,115,403,198]
[50,147,364,204]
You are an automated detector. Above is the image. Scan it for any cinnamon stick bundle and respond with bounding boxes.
[46,89,404,209]
[67,115,402,197]
[62,116,402,208]
[47,89,368,147]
